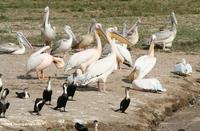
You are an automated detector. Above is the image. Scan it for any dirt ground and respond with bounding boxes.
[0,48,200,131]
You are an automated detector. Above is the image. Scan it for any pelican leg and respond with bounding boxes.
[36,70,42,80]
[41,70,48,80]
[97,80,101,91]
[102,77,108,93]
[163,43,170,51]
[117,60,122,70]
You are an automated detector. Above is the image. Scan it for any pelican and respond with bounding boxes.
[128,35,156,81]
[103,28,132,69]
[151,12,177,51]
[126,19,141,46]
[41,6,56,46]
[64,23,104,73]
[51,25,77,57]
[174,58,192,76]
[76,38,117,92]
[130,67,166,92]
[26,46,64,80]
[0,32,33,54]
[72,19,97,50]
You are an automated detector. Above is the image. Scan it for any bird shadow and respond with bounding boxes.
[17,75,38,80]
[76,85,99,92]
[121,77,132,84]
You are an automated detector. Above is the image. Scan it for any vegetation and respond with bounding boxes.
[0,0,200,52]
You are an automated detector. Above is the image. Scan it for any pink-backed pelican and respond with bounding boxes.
[150,12,177,51]
[0,32,32,55]
[51,25,77,57]
[128,35,156,81]
[26,46,64,80]
[41,6,56,46]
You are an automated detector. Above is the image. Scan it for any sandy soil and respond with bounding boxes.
[0,48,200,131]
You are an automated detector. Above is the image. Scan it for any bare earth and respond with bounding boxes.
[0,48,200,131]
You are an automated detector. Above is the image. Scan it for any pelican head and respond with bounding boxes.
[137,18,142,24]
[171,12,177,25]
[150,34,156,43]
[44,6,49,13]
[181,58,186,65]
[16,32,33,49]
[64,25,77,41]
[127,66,140,81]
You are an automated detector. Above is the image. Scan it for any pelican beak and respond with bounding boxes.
[17,32,33,49]
[109,32,132,45]
[127,67,139,81]
[96,27,107,41]
[53,57,65,69]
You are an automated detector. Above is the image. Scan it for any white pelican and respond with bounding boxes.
[103,28,132,69]
[174,58,192,76]
[64,23,104,73]
[76,38,118,92]
[41,6,56,46]
[72,19,96,50]
[129,67,166,92]
[51,25,77,56]
[26,46,64,80]
[128,35,156,81]
[151,12,177,51]
[0,32,33,55]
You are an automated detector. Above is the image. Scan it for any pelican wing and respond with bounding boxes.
[83,53,116,84]
[0,43,19,53]
[65,48,96,71]
[116,44,133,66]
[27,54,45,72]
[134,55,156,79]
[132,78,166,92]
[154,30,173,42]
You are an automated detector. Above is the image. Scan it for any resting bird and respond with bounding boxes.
[115,87,130,113]
[0,88,10,118]
[41,6,56,46]
[26,46,64,80]
[150,12,177,51]
[130,67,166,92]
[0,32,33,55]
[54,83,68,112]
[33,98,45,115]
[128,35,156,81]
[72,19,97,50]
[75,122,88,131]
[123,19,141,46]
[43,77,52,105]
[15,88,30,99]
[174,58,192,76]
[51,25,77,57]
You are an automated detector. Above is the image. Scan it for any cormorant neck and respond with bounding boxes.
[125,88,130,99]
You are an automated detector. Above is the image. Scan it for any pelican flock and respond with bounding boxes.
[1,5,194,130]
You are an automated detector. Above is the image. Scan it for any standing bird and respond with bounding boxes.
[174,58,192,76]
[151,12,177,51]
[65,23,104,73]
[33,98,45,115]
[43,77,52,105]
[67,82,77,100]
[26,46,64,80]
[0,74,3,93]
[128,35,156,81]
[41,6,56,46]
[0,32,33,55]
[54,83,68,112]
[115,87,130,113]
[15,88,30,99]
[51,25,77,57]
[0,88,10,118]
